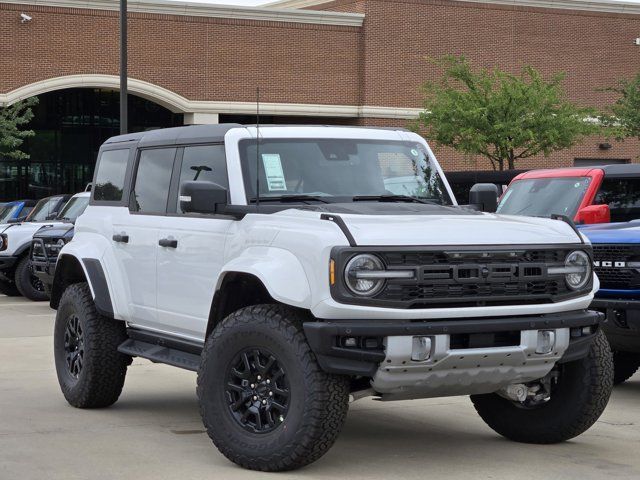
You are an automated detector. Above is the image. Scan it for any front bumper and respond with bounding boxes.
[304,309,602,399]
[30,258,56,292]
[591,298,640,353]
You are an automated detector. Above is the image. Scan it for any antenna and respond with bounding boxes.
[255,87,261,210]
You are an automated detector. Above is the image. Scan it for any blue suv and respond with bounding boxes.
[0,200,36,224]
[581,222,640,384]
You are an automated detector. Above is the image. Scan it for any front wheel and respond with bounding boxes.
[197,305,350,472]
[15,256,48,301]
[471,330,613,444]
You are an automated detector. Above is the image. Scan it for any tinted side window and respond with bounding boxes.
[132,148,176,214]
[595,178,640,222]
[94,149,130,202]
[177,145,228,214]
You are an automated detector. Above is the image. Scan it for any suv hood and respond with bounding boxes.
[277,209,584,246]
[579,220,640,244]
[0,221,64,235]
[33,223,74,239]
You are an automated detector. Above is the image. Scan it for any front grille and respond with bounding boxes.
[331,246,589,309]
[30,238,64,263]
[30,239,47,261]
[593,245,640,290]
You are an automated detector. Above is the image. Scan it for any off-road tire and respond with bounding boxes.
[471,329,613,444]
[54,283,130,408]
[197,304,350,472]
[613,351,640,385]
[15,256,48,301]
[0,279,20,296]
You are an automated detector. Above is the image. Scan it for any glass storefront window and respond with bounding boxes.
[0,88,182,201]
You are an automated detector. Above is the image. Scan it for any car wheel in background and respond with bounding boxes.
[471,330,613,444]
[15,256,49,301]
[0,279,21,296]
[612,351,640,385]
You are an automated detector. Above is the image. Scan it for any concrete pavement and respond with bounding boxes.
[0,295,638,480]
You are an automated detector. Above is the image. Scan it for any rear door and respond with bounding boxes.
[111,147,177,329]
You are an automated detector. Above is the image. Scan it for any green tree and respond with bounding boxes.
[0,97,38,161]
[605,72,640,141]
[416,56,599,170]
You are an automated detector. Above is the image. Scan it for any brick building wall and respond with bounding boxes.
[310,0,640,170]
[1,0,639,171]
[0,2,362,106]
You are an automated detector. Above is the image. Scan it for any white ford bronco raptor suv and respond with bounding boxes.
[51,125,612,472]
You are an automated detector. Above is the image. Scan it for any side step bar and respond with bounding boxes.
[117,329,203,372]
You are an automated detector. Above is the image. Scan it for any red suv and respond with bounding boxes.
[497,165,640,224]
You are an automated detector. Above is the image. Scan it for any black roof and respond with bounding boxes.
[104,124,244,147]
[601,164,640,177]
[103,124,410,148]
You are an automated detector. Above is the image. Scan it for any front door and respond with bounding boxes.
[156,144,232,340]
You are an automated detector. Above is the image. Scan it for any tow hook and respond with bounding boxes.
[498,371,557,405]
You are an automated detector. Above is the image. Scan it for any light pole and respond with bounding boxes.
[119,0,128,135]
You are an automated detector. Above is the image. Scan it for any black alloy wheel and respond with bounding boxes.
[226,348,290,434]
[64,314,84,378]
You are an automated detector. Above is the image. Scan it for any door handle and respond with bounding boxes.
[159,238,178,249]
[113,233,129,243]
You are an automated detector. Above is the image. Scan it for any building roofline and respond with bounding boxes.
[266,0,640,16]
[0,0,364,26]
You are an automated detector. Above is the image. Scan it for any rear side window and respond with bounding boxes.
[131,148,176,214]
[177,145,228,214]
[93,149,130,202]
[595,178,640,222]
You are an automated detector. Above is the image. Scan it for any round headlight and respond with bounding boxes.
[56,238,66,248]
[565,250,591,290]
[344,254,385,296]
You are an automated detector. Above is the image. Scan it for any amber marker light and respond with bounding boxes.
[329,259,336,285]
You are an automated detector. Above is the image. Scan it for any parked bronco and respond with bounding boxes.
[580,221,640,384]
[51,125,612,472]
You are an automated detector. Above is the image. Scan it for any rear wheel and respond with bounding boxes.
[54,283,130,408]
[613,351,640,385]
[197,304,350,472]
[471,330,613,444]
[15,256,48,301]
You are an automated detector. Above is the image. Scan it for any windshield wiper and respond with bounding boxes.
[352,195,436,204]
[251,195,331,204]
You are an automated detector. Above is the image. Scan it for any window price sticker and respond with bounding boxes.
[262,154,287,191]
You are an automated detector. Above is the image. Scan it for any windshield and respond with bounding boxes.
[56,196,89,222]
[0,204,20,224]
[497,177,591,218]
[239,139,453,205]
[26,197,61,222]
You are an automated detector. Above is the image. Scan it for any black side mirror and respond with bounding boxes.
[180,181,227,214]
[7,216,25,224]
[469,183,499,213]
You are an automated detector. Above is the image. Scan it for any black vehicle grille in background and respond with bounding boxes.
[332,247,588,309]
[30,238,64,262]
[592,245,640,290]
[30,239,47,261]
